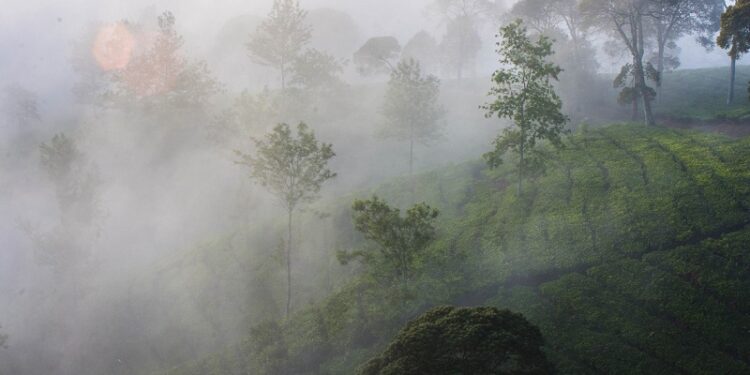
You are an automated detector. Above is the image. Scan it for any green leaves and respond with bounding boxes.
[357,306,553,375]
[717,0,750,59]
[482,19,567,193]
[235,122,336,211]
[345,196,439,290]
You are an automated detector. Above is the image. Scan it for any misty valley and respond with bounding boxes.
[2,0,750,374]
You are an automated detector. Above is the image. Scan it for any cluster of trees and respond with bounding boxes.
[507,0,727,125]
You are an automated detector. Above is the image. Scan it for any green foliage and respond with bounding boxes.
[175,125,750,375]
[613,62,660,106]
[242,321,289,375]
[235,122,336,317]
[482,19,567,193]
[235,123,336,212]
[358,306,554,375]
[341,196,439,293]
[717,0,750,60]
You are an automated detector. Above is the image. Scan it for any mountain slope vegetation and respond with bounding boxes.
[165,124,750,374]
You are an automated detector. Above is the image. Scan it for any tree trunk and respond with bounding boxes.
[409,138,414,177]
[286,208,292,318]
[631,95,639,121]
[728,55,736,105]
[656,39,665,102]
[518,129,525,196]
[634,15,655,126]
[637,66,655,126]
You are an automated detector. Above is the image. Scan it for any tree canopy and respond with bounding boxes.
[357,306,554,375]
[717,0,750,103]
[340,196,439,293]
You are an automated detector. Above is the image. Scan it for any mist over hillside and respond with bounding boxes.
[1,0,749,374]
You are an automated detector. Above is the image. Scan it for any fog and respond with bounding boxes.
[0,0,743,374]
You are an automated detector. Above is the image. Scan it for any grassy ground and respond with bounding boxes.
[640,65,750,122]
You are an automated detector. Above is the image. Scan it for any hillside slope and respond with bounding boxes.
[167,124,750,374]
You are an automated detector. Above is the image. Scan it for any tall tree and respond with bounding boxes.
[429,0,494,79]
[235,123,336,317]
[510,0,598,116]
[482,20,567,195]
[380,59,445,176]
[717,0,750,104]
[647,0,724,94]
[340,196,439,293]
[582,0,656,126]
[358,306,554,375]
[247,0,312,91]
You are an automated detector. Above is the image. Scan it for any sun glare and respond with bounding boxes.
[92,22,135,71]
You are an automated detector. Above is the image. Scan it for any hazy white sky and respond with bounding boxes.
[0,0,744,114]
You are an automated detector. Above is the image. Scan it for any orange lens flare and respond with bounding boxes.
[92,22,135,71]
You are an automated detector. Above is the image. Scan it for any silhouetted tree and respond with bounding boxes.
[353,37,402,76]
